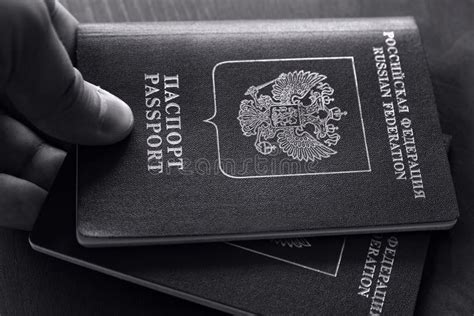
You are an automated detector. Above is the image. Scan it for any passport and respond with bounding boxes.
[31,153,430,315]
[76,18,458,246]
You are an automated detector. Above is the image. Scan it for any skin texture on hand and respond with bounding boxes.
[0,0,134,230]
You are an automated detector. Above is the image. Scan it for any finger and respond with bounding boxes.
[0,0,134,145]
[0,173,47,231]
[0,92,72,152]
[44,0,78,60]
[0,113,66,190]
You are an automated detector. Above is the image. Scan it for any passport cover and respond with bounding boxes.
[76,18,458,246]
[32,153,430,315]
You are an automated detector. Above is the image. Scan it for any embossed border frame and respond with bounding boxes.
[226,237,346,277]
[208,57,371,179]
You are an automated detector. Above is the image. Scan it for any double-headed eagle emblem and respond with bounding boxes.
[237,70,347,162]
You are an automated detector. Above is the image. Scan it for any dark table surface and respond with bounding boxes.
[1,0,473,314]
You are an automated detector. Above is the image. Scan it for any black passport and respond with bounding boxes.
[31,153,430,315]
[77,18,458,246]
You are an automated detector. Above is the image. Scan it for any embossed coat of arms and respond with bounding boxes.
[237,70,347,162]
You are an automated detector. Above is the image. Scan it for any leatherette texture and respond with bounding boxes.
[76,18,458,245]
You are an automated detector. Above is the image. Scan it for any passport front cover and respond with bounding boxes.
[32,153,430,314]
[76,18,458,246]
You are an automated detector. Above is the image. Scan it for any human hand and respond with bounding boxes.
[0,0,134,230]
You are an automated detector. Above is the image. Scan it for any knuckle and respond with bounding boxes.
[0,0,50,86]
[35,70,92,132]
[0,0,50,39]
[51,69,84,118]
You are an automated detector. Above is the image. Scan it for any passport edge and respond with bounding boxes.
[75,218,457,248]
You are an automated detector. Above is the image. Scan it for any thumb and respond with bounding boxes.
[0,0,133,145]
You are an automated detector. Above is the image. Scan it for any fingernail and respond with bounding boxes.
[97,88,134,142]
